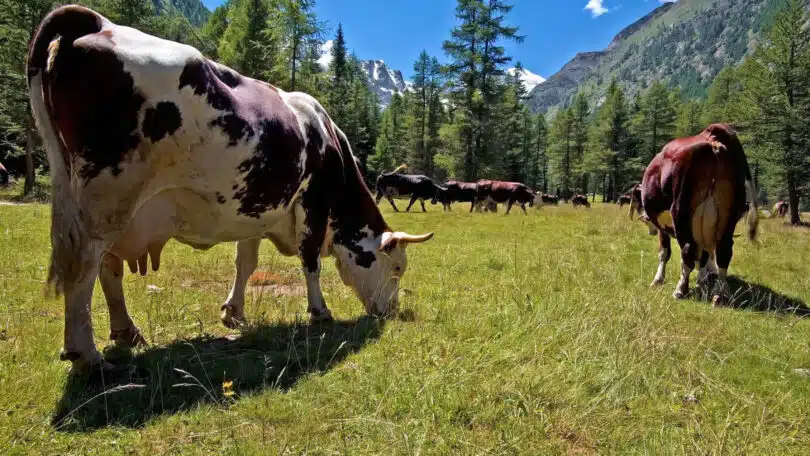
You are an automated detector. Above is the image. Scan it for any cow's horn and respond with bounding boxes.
[379,231,434,250]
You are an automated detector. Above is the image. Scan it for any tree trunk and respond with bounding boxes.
[24,113,36,195]
[787,173,801,225]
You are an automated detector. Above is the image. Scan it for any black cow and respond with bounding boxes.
[375,167,442,212]
[572,195,591,208]
[431,180,477,211]
[540,193,559,205]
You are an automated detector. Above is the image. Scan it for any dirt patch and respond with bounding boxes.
[248,270,305,297]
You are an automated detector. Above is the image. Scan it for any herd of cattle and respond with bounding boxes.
[374,166,592,214]
[19,6,782,370]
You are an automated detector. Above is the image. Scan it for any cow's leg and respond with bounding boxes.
[697,251,718,286]
[100,254,145,348]
[506,200,514,214]
[470,200,476,213]
[61,251,107,369]
[405,195,418,212]
[297,203,333,322]
[712,230,735,304]
[673,241,697,299]
[651,232,671,286]
[520,203,527,215]
[386,196,400,212]
[221,238,261,328]
[420,199,427,212]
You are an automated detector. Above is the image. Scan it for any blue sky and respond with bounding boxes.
[202,0,675,79]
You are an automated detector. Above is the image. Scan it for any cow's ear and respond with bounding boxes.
[379,231,398,252]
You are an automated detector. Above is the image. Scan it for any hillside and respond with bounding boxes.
[153,0,209,26]
[527,0,797,113]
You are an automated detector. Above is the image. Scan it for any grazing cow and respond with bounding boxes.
[636,123,758,302]
[571,194,591,208]
[772,200,788,218]
[474,180,534,215]
[431,180,477,211]
[0,162,8,187]
[617,195,632,206]
[375,166,442,212]
[540,193,559,205]
[28,6,434,369]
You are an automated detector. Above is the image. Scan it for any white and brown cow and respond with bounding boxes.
[27,5,433,369]
[635,124,758,302]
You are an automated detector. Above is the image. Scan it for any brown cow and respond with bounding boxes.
[474,180,534,214]
[626,184,642,220]
[636,124,758,302]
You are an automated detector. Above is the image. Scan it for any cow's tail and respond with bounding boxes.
[744,168,759,242]
[27,6,104,296]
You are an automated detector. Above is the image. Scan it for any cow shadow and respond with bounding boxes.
[701,276,810,316]
[51,316,384,432]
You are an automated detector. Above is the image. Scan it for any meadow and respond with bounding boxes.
[1,200,809,455]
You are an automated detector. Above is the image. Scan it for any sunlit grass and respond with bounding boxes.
[1,201,809,454]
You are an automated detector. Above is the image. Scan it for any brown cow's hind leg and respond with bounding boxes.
[673,242,698,299]
[651,232,671,286]
[100,254,145,348]
[712,231,735,305]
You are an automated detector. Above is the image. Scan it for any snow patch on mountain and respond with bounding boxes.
[507,67,546,92]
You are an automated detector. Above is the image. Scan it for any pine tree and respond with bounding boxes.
[703,67,741,125]
[587,79,629,201]
[633,80,676,161]
[675,99,704,137]
[201,2,232,58]
[570,91,589,193]
[218,0,278,80]
[277,0,322,92]
[407,51,443,175]
[531,114,549,192]
[737,0,810,224]
[0,0,58,193]
[549,108,575,198]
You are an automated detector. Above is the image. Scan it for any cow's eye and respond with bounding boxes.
[394,265,402,273]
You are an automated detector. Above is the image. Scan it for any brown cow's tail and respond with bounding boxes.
[745,174,759,241]
[27,6,105,296]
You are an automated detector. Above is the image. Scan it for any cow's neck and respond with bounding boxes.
[330,165,388,249]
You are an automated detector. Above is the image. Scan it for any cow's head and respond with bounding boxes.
[431,186,447,205]
[332,229,433,317]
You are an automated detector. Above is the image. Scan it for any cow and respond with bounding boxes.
[540,193,559,205]
[0,162,8,187]
[27,6,434,369]
[571,194,591,208]
[772,200,788,218]
[617,195,632,206]
[474,180,534,215]
[375,166,442,212]
[431,180,477,211]
[635,123,758,303]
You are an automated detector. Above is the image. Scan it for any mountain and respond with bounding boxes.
[152,0,210,27]
[526,0,798,114]
[506,67,546,92]
[318,40,409,106]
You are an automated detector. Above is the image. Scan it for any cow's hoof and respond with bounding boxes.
[650,278,664,287]
[60,349,114,371]
[711,294,727,307]
[110,326,147,349]
[673,289,688,299]
[309,308,334,323]
[220,304,245,329]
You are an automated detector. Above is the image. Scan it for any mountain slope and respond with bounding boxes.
[318,41,408,106]
[527,0,796,114]
[506,67,546,92]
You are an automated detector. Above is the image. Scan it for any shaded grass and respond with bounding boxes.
[1,202,809,454]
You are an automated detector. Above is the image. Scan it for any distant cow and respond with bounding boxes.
[432,180,477,211]
[540,193,559,205]
[0,162,8,187]
[28,6,434,368]
[617,195,632,206]
[474,180,534,215]
[772,200,788,218]
[375,165,442,212]
[571,195,591,208]
[636,123,758,302]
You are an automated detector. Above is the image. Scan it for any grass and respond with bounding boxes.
[1,201,809,454]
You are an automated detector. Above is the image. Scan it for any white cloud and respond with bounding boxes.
[585,0,609,17]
